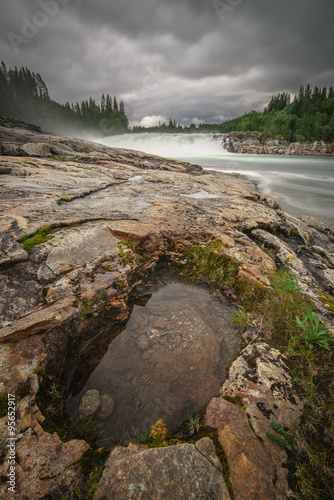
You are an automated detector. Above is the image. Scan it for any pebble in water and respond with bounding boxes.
[136,335,150,351]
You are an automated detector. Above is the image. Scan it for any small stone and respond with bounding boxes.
[142,351,151,360]
[78,389,101,416]
[153,319,167,329]
[136,335,150,351]
[96,394,115,420]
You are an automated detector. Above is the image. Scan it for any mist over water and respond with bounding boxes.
[100,132,227,157]
[100,133,334,230]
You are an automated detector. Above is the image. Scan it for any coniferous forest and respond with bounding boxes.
[212,85,334,142]
[133,85,334,142]
[0,62,129,136]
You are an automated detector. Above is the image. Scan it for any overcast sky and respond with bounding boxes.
[1,0,333,126]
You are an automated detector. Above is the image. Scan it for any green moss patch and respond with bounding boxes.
[223,394,246,411]
[19,226,56,253]
[50,154,75,161]
[318,290,334,312]
[34,363,46,379]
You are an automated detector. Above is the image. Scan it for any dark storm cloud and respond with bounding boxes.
[0,0,333,125]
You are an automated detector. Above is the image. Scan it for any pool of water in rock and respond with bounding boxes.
[66,277,240,444]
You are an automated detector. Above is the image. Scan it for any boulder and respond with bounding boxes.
[206,398,276,500]
[205,343,304,499]
[0,425,89,499]
[48,142,77,156]
[94,439,230,499]
[20,143,52,157]
[301,214,332,234]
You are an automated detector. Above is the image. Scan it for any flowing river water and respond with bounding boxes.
[99,133,334,230]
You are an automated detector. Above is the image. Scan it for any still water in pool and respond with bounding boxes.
[66,276,240,444]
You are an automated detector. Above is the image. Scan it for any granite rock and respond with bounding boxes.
[94,439,230,500]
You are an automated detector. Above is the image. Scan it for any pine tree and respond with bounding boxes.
[106,94,112,112]
[101,93,106,113]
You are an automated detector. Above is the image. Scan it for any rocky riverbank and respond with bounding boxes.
[0,118,334,499]
[219,131,334,155]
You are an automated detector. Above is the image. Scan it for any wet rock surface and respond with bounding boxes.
[0,122,333,499]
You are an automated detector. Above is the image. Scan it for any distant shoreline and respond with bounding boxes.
[218,131,334,156]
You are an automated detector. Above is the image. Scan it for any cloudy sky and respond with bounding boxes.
[1,0,333,126]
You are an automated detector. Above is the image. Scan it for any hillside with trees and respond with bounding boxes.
[212,85,334,142]
[192,86,334,142]
[0,62,129,136]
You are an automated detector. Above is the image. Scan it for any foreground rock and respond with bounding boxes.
[94,439,230,500]
[220,131,334,155]
[206,343,303,500]
[0,120,333,498]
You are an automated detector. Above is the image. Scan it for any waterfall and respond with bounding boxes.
[98,133,228,158]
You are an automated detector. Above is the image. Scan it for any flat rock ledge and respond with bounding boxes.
[0,121,333,499]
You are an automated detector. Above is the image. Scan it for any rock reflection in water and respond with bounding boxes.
[66,279,240,444]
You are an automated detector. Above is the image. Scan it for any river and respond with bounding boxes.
[98,133,334,230]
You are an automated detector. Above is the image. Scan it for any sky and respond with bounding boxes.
[1,0,333,127]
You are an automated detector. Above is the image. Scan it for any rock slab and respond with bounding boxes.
[94,439,230,499]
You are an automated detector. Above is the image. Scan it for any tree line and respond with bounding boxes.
[1,64,333,142]
[215,84,334,142]
[133,85,334,142]
[0,62,129,135]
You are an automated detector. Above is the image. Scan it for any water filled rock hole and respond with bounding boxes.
[66,273,241,445]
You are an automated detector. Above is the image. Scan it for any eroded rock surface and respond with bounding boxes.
[0,122,333,499]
